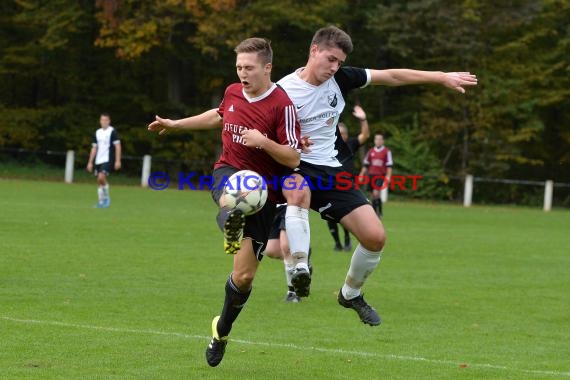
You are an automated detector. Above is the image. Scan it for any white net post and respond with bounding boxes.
[64,150,74,184]
[141,155,152,187]
[543,180,553,212]
[463,174,473,207]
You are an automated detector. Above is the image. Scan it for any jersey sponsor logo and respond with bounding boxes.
[328,93,338,107]
[298,110,338,124]
[228,104,235,112]
[224,122,267,146]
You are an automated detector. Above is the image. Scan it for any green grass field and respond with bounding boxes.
[1,179,569,379]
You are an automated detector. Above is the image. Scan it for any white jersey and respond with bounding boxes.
[278,67,370,167]
[92,126,120,165]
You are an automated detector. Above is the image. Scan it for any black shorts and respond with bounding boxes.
[268,203,287,240]
[211,165,276,261]
[294,161,370,223]
[94,162,112,176]
[368,176,386,192]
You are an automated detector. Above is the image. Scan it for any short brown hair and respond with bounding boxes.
[234,38,273,65]
[311,26,353,55]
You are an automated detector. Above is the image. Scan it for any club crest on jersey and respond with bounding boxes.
[328,93,338,108]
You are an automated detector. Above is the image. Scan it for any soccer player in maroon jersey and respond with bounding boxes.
[148,38,301,367]
[360,133,393,217]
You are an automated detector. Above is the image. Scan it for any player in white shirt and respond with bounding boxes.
[278,26,477,325]
[87,113,122,208]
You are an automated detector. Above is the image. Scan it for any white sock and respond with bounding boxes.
[342,244,382,300]
[283,259,295,287]
[285,206,310,266]
[102,184,110,200]
[97,186,104,202]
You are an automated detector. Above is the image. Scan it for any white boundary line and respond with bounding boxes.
[2,316,569,377]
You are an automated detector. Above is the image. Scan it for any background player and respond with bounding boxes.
[278,26,477,325]
[147,38,300,367]
[360,132,393,217]
[86,113,121,208]
[263,204,299,302]
[264,203,313,303]
[328,104,369,251]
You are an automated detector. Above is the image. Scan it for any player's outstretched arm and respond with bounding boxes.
[147,108,222,135]
[353,105,370,145]
[370,70,477,94]
[240,129,300,169]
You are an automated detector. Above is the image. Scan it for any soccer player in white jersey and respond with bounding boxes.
[87,113,121,208]
[277,26,477,325]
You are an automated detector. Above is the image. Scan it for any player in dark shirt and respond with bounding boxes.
[329,105,370,251]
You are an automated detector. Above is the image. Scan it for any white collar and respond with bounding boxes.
[242,83,277,103]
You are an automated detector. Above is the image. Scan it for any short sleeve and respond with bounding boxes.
[334,67,371,98]
[386,149,393,167]
[111,129,120,144]
[217,97,225,118]
[276,103,301,152]
[218,86,231,118]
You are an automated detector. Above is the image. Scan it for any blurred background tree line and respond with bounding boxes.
[0,0,568,202]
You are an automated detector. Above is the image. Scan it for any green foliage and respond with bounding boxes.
[379,117,453,200]
[0,0,569,193]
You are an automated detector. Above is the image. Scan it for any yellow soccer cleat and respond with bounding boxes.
[222,209,245,255]
[205,316,229,367]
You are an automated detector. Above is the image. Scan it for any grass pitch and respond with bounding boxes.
[0,179,568,379]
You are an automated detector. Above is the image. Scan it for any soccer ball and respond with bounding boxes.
[222,170,268,215]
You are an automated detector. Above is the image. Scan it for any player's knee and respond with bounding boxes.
[283,188,309,208]
[361,230,386,252]
[233,270,255,289]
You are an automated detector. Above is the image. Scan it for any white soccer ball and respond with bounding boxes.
[222,170,268,215]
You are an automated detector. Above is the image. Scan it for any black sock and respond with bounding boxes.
[327,220,341,246]
[217,274,251,337]
[372,199,380,215]
[343,227,351,246]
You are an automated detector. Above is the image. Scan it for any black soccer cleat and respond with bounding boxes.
[291,266,311,297]
[205,316,228,367]
[284,291,301,303]
[221,209,245,255]
[337,290,381,326]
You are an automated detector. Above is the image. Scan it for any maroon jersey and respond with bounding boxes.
[215,83,300,202]
[363,146,393,176]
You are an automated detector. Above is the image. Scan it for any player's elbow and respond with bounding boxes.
[284,152,300,169]
[290,156,300,169]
